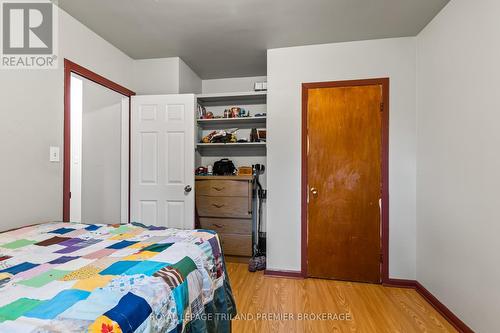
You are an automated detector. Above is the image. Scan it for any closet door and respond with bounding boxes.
[131,94,195,229]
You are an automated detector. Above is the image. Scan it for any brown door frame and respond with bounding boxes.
[301,78,390,283]
[63,59,136,222]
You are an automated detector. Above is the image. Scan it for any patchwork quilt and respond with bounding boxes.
[0,222,236,333]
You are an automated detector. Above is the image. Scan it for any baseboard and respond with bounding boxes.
[264,269,304,279]
[262,274,473,332]
[383,278,418,289]
[414,282,474,333]
[383,278,473,333]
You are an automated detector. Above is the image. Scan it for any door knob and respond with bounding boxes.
[184,185,192,193]
[310,187,318,197]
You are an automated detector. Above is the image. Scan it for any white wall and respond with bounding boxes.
[81,78,124,224]
[267,38,417,278]
[202,76,267,93]
[132,57,179,95]
[132,57,201,95]
[416,0,500,331]
[179,59,202,94]
[0,8,134,232]
[70,75,83,222]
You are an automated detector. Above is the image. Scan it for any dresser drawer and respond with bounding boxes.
[196,196,251,218]
[196,180,250,197]
[200,218,252,234]
[219,233,252,257]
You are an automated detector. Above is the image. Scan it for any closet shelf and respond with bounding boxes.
[196,142,267,156]
[196,91,267,106]
[197,116,266,128]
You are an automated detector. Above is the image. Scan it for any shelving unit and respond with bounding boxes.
[196,91,267,106]
[196,142,266,156]
[197,116,266,129]
[196,142,266,148]
[194,89,268,258]
[195,91,267,157]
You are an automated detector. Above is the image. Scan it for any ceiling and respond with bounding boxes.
[58,0,450,79]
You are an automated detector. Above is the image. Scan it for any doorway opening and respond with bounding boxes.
[301,78,389,283]
[63,59,136,223]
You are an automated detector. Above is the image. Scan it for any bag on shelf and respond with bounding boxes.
[213,159,236,176]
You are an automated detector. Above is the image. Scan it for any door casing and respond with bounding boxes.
[301,78,390,282]
[63,59,136,222]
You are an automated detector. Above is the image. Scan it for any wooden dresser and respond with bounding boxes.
[195,175,253,259]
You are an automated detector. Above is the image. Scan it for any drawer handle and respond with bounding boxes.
[212,223,223,228]
[212,186,225,191]
[212,203,225,208]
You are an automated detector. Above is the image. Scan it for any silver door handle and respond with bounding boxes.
[184,185,192,193]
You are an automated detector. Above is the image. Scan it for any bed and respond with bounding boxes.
[0,222,236,333]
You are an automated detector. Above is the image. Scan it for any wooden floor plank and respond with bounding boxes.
[226,263,457,333]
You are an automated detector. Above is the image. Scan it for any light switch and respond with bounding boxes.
[50,146,60,162]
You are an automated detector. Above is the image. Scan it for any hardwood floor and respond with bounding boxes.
[226,263,457,333]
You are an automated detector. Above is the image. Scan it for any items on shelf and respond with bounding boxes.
[198,104,255,120]
[257,129,267,142]
[196,162,255,177]
[197,104,210,119]
[213,158,236,176]
[254,82,268,91]
[223,107,250,118]
[195,166,208,175]
[250,128,259,142]
[195,165,214,176]
[238,166,253,176]
[201,129,238,143]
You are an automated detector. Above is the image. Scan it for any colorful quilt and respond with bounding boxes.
[0,222,236,333]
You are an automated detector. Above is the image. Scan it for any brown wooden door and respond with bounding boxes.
[306,83,383,283]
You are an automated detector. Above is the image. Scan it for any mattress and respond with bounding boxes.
[0,222,236,333]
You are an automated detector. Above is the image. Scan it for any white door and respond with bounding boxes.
[131,94,195,229]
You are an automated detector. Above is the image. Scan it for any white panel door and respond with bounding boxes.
[131,94,195,229]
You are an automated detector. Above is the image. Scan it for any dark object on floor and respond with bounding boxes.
[248,255,266,272]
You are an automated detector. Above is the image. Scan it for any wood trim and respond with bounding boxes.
[384,279,474,333]
[301,78,390,281]
[63,62,71,222]
[415,282,474,333]
[128,100,132,225]
[300,85,308,278]
[383,278,418,289]
[64,59,135,97]
[63,59,136,222]
[264,269,304,279]
[0,223,44,234]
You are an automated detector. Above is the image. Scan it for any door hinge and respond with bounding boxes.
[379,253,383,263]
[69,192,72,199]
[380,102,384,112]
